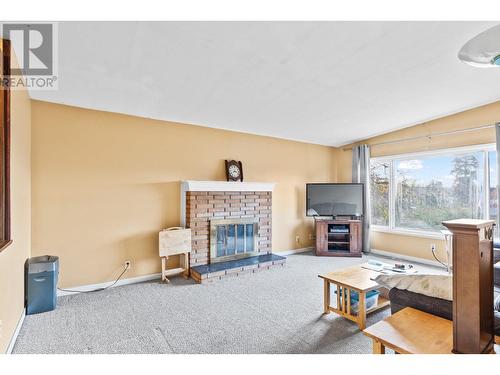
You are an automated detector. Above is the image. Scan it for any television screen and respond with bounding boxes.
[306,183,364,217]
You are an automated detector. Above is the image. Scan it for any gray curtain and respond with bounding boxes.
[495,123,500,233]
[352,144,371,253]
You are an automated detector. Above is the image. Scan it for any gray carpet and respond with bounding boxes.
[14,252,397,354]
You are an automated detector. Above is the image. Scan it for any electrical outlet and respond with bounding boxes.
[308,233,313,240]
[430,244,436,252]
[124,260,131,269]
[295,235,300,243]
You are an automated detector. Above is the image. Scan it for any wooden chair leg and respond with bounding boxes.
[161,256,170,283]
[182,253,190,278]
[161,257,166,282]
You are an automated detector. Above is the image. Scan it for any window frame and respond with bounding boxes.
[370,143,497,239]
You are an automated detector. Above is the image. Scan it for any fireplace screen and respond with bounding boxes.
[210,218,259,263]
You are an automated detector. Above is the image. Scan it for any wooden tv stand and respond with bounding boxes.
[315,218,362,257]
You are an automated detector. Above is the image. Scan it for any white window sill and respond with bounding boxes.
[371,226,445,240]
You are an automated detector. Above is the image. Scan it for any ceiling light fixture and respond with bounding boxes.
[458,24,500,68]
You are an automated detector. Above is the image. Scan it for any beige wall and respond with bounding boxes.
[0,54,32,352]
[338,101,500,261]
[27,88,500,295]
[31,101,335,288]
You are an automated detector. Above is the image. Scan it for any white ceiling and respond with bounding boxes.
[29,21,500,147]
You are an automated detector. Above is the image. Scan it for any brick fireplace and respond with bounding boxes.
[180,181,286,283]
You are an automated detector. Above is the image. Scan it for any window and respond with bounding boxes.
[370,145,497,234]
[489,151,497,223]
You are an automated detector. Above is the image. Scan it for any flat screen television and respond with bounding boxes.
[306,183,364,217]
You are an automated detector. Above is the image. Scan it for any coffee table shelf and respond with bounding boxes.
[367,296,390,313]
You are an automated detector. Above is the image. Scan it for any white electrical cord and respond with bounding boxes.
[431,247,449,269]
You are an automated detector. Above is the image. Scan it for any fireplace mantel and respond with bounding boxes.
[181,180,275,192]
[180,180,275,229]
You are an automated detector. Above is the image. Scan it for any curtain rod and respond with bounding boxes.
[341,123,498,151]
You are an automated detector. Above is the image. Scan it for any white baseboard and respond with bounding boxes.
[276,247,444,268]
[369,248,445,269]
[6,308,25,354]
[57,272,162,297]
[276,247,313,256]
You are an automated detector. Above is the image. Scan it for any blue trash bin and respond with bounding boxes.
[25,255,59,315]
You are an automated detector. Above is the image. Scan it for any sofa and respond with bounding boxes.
[387,241,500,339]
[494,240,500,288]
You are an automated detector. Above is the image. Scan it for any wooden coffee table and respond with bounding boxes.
[318,264,390,330]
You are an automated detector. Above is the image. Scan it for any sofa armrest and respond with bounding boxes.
[493,240,500,250]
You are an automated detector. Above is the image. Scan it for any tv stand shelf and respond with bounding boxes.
[315,219,362,257]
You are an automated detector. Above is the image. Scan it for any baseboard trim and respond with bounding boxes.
[276,247,313,256]
[57,272,162,297]
[6,308,25,354]
[370,248,445,269]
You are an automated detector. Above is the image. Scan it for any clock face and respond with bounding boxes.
[228,164,240,178]
[225,160,243,181]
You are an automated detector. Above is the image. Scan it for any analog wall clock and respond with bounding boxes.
[225,160,243,182]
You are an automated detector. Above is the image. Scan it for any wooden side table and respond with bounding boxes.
[319,264,390,330]
[364,307,499,354]
[363,307,454,354]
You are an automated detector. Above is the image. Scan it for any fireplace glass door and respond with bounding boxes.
[210,218,259,263]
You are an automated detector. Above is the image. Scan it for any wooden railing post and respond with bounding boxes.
[442,219,495,354]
